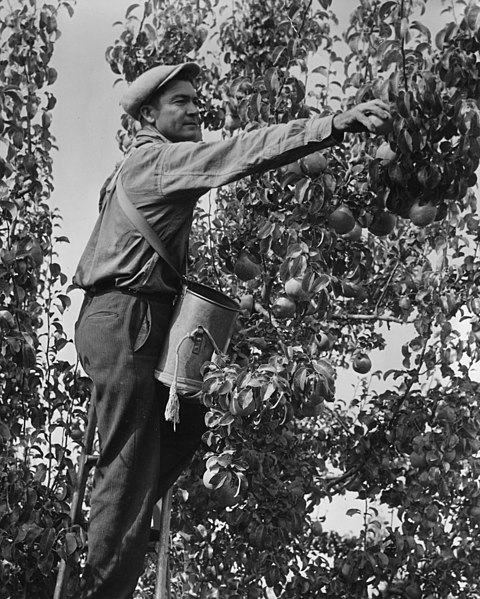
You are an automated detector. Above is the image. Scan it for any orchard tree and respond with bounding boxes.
[106,0,480,598]
[0,2,89,598]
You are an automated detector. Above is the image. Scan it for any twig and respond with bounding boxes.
[331,312,414,324]
[323,404,352,436]
[206,191,224,292]
[326,459,367,491]
[400,0,409,92]
[374,261,399,314]
[274,0,314,117]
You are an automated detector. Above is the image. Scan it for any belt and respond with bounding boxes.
[84,285,176,305]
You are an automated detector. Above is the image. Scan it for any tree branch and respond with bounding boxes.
[331,312,414,324]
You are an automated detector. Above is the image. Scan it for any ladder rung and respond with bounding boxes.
[85,454,99,467]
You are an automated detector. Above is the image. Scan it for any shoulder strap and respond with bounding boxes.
[115,177,183,280]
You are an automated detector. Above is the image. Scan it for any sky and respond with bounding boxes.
[51,0,132,299]
[48,0,449,534]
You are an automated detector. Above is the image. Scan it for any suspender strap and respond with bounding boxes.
[115,177,183,281]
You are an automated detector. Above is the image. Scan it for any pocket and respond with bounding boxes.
[133,303,151,352]
[87,310,119,319]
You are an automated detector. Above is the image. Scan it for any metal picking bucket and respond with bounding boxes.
[155,281,240,394]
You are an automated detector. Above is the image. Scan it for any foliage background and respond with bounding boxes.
[1,1,480,599]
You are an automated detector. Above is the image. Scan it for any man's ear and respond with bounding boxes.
[138,104,156,124]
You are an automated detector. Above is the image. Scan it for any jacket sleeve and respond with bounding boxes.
[155,115,340,199]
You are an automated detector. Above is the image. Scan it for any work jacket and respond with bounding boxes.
[73,117,340,296]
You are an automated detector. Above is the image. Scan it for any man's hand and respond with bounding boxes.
[333,99,392,135]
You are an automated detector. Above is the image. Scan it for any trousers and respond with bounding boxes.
[74,289,207,599]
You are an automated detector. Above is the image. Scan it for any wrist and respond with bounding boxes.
[332,113,344,140]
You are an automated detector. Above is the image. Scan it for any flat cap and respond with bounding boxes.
[120,62,201,120]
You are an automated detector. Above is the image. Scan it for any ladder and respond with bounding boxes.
[53,401,173,599]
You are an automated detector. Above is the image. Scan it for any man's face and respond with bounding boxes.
[144,79,202,142]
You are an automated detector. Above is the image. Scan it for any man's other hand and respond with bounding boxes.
[333,99,393,135]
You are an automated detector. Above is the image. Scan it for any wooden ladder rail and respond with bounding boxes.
[53,400,174,599]
[154,486,173,599]
[53,400,97,599]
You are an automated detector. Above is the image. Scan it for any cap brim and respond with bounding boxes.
[120,62,201,120]
[153,62,201,96]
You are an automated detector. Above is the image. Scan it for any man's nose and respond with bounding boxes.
[187,101,199,114]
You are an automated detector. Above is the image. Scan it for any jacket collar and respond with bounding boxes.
[133,124,171,147]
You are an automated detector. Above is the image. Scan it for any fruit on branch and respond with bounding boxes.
[234,250,261,281]
[410,451,427,469]
[375,141,397,164]
[352,352,372,374]
[408,199,437,227]
[316,331,333,351]
[435,203,448,221]
[398,297,411,311]
[342,221,362,241]
[341,281,367,300]
[272,296,296,319]
[328,205,356,235]
[300,151,328,177]
[224,113,241,133]
[285,277,309,301]
[239,294,254,315]
[368,210,397,236]
[229,390,256,417]
[70,423,84,441]
[203,468,220,490]
[214,471,246,507]
[280,159,304,185]
[368,114,394,136]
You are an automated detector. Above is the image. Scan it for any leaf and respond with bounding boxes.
[271,46,288,68]
[0,200,18,220]
[399,17,409,39]
[411,20,431,42]
[323,173,336,194]
[257,221,275,239]
[25,523,44,545]
[289,254,307,279]
[293,366,307,391]
[312,358,335,380]
[4,87,24,103]
[466,4,480,30]
[29,239,43,266]
[217,379,233,395]
[217,452,234,467]
[125,3,140,18]
[0,421,11,442]
[65,532,77,555]
[262,382,275,402]
[311,274,330,293]
[379,1,397,20]
[38,552,55,576]
[0,310,15,328]
[218,412,235,427]
[312,66,329,77]
[286,243,306,259]
[47,68,58,85]
[288,4,300,19]
[295,178,311,203]
[33,463,48,483]
[61,2,75,18]
[264,67,280,94]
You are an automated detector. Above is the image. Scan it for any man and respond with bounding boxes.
[73,61,391,598]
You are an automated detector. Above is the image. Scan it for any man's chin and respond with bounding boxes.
[184,128,202,142]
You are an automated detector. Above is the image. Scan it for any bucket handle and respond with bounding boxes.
[164,326,225,429]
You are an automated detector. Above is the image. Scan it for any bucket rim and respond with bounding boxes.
[185,280,240,312]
